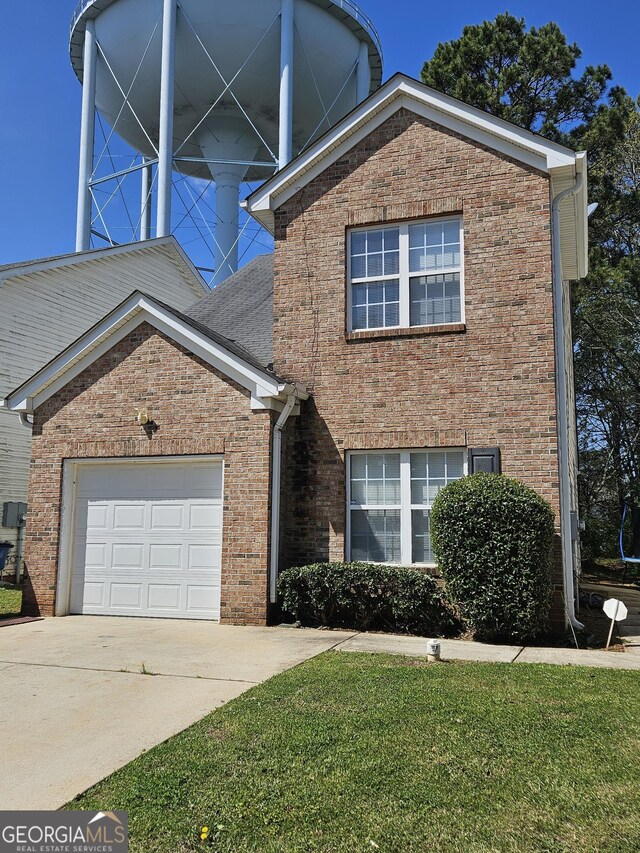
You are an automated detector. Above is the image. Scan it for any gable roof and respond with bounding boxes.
[2,291,300,416]
[0,236,208,298]
[185,254,274,366]
[244,73,588,280]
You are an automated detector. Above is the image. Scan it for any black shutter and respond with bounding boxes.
[468,447,501,475]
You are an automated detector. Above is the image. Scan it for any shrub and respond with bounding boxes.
[430,473,555,642]
[278,562,458,637]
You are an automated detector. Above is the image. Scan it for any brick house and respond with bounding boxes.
[3,75,588,630]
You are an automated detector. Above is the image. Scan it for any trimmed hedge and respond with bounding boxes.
[278,562,458,637]
[430,472,555,642]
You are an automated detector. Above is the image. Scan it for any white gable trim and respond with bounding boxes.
[2,293,287,415]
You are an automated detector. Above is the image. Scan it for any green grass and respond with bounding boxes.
[72,653,640,853]
[0,587,21,617]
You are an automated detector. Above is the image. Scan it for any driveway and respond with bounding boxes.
[0,617,354,810]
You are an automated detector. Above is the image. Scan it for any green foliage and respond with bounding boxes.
[420,12,610,141]
[430,474,555,641]
[278,562,458,636]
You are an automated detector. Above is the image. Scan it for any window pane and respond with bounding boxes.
[384,228,399,250]
[367,253,383,277]
[368,303,383,329]
[350,481,367,505]
[352,305,367,330]
[351,509,401,563]
[352,284,367,307]
[384,251,399,275]
[443,220,460,243]
[351,255,366,279]
[447,451,465,480]
[351,231,366,255]
[385,302,399,327]
[368,230,383,252]
[412,509,433,563]
[409,273,461,326]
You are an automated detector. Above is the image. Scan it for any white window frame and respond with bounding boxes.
[347,216,465,332]
[345,448,467,567]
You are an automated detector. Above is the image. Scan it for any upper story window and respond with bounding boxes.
[348,217,463,332]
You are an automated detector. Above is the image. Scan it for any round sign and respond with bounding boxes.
[603,598,628,622]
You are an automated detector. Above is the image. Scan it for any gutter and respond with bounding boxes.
[551,169,585,631]
[19,413,33,430]
[269,386,307,605]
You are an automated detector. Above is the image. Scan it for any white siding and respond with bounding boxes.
[0,243,207,542]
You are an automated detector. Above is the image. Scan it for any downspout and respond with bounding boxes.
[551,170,585,631]
[269,391,299,606]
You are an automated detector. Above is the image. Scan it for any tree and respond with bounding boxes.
[421,12,610,142]
[573,97,640,558]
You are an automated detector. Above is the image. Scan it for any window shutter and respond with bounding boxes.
[468,447,501,475]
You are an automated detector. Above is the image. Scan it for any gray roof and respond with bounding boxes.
[185,254,274,367]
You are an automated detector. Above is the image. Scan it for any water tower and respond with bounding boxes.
[69,0,383,283]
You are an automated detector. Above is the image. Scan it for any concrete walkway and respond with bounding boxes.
[0,616,355,811]
[338,631,640,670]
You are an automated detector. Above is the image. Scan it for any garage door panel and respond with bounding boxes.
[147,584,181,611]
[149,544,183,571]
[85,503,109,530]
[187,585,219,612]
[111,543,145,569]
[81,582,105,609]
[109,583,143,610]
[70,460,222,620]
[113,503,145,530]
[150,504,184,530]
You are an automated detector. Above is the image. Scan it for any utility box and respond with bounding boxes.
[2,502,27,528]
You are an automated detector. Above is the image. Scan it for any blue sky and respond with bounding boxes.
[0,0,638,267]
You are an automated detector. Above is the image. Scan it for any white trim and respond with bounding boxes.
[4,292,287,414]
[244,74,582,234]
[346,447,467,567]
[55,454,224,618]
[346,216,464,333]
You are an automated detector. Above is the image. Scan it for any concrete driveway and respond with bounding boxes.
[0,617,354,810]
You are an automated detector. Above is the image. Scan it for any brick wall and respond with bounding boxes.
[23,321,272,625]
[273,108,564,625]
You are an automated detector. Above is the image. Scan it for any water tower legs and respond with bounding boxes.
[156,0,177,238]
[140,159,153,241]
[75,19,97,253]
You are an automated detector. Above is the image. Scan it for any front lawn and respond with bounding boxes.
[0,587,22,618]
[72,653,640,852]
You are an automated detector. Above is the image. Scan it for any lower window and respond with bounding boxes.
[348,449,465,565]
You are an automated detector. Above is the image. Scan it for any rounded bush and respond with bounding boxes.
[430,473,555,642]
[278,562,459,637]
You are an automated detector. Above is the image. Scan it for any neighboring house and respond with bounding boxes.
[0,237,208,557]
[4,75,587,630]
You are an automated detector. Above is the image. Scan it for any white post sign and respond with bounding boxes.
[603,598,628,650]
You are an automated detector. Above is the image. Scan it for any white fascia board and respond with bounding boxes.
[245,75,579,233]
[5,294,282,413]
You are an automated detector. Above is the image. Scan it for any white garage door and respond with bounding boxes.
[70,459,223,620]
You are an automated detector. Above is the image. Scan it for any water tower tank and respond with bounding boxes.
[70,0,383,283]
